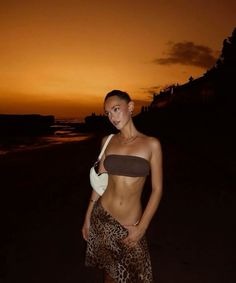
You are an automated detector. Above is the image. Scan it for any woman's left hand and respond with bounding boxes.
[122,225,145,248]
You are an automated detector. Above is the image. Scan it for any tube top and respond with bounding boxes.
[104,154,150,177]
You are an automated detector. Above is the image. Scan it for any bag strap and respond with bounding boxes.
[97,134,114,161]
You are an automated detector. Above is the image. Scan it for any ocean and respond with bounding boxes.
[0,118,91,155]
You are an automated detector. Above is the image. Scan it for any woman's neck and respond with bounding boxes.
[119,121,137,138]
[118,122,139,144]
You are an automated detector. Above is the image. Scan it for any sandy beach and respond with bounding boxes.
[1,135,235,283]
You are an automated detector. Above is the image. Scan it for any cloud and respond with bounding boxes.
[153,41,217,69]
[141,86,162,95]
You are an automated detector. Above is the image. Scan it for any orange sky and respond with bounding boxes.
[0,0,235,120]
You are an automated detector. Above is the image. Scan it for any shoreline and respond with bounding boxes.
[0,133,93,156]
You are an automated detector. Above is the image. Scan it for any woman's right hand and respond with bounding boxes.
[82,217,90,241]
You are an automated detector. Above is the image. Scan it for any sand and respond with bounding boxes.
[1,136,235,283]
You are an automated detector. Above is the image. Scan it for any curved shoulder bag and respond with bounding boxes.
[89,134,114,195]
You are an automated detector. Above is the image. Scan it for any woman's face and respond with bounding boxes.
[104,96,133,130]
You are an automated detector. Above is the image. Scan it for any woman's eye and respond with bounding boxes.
[114,107,120,112]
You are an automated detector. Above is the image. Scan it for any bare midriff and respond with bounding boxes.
[100,175,146,226]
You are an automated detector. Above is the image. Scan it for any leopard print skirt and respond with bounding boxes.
[85,200,153,283]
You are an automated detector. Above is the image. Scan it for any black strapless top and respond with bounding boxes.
[104,154,150,177]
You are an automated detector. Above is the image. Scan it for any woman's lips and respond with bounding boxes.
[112,120,120,127]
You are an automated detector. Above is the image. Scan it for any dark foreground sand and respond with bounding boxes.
[1,136,235,283]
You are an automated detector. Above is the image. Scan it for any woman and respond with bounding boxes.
[82,90,163,283]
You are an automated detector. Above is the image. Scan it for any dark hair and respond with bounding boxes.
[104,90,131,103]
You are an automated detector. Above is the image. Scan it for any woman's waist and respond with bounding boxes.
[100,194,142,226]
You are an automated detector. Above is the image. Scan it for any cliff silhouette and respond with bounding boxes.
[81,27,235,145]
[135,28,236,141]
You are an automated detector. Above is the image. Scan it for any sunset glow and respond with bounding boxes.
[1,0,235,119]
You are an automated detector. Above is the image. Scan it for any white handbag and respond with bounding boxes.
[89,134,114,195]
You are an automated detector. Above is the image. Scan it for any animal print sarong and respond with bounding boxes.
[85,199,153,282]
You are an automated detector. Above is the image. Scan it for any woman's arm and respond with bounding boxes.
[82,190,100,241]
[139,137,163,231]
[81,135,109,241]
[123,137,163,246]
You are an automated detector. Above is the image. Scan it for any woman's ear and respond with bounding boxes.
[128,101,134,114]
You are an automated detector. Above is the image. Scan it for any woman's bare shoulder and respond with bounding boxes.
[101,135,109,144]
[101,133,115,146]
[141,134,161,145]
[141,135,162,152]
